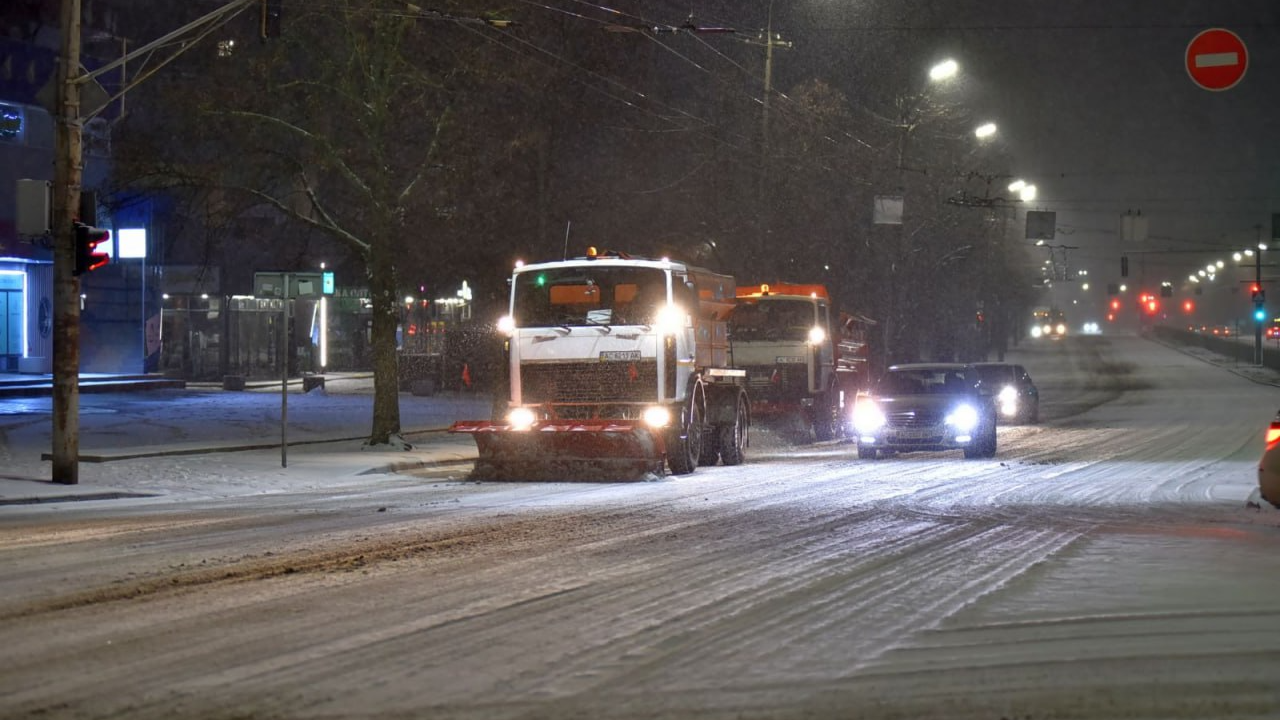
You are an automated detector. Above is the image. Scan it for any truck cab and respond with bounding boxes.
[730,283,845,441]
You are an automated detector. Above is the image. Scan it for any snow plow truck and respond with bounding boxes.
[729,282,874,442]
[449,248,751,479]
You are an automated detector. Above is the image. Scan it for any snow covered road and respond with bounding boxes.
[1,334,1278,719]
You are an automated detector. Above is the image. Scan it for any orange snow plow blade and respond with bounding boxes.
[450,420,667,480]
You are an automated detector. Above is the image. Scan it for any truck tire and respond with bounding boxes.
[699,424,721,466]
[812,387,841,442]
[667,398,704,475]
[719,394,748,466]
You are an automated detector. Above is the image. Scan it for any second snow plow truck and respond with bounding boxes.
[729,282,873,442]
[450,248,751,479]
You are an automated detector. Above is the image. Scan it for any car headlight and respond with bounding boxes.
[807,326,826,345]
[852,399,886,434]
[506,407,537,431]
[998,386,1018,404]
[642,406,671,429]
[945,404,980,432]
[653,304,688,334]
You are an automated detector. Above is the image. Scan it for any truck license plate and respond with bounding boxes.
[599,350,641,361]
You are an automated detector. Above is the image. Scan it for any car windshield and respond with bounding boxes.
[974,365,1016,385]
[728,298,816,341]
[511,266,668,327]
[878,367,974,395]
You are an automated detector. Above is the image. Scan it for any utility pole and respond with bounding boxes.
[48,0,261,483]
[1255,224,1264,366]
[755,6,790,266]
[51,0,84,484]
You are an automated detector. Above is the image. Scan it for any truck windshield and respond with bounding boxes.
[512,266,669,327]
[728,298,815,341]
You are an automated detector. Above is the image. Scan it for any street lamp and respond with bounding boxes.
[929,58,958,81]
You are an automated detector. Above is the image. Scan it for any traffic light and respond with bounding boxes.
[1182,299,1195,314]
[1251,283,1264,302]
[74,222,110,276]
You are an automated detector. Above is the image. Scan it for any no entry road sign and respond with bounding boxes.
[1186,28,1248,91]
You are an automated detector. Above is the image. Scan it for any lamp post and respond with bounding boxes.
[1254,229,1266,366]
[884,59,961,364]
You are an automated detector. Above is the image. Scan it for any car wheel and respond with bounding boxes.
[857,444,879,460]
[967,427,998,459]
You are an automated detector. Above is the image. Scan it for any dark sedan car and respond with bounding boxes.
[851,363,998,460]
[972,362,1039,424]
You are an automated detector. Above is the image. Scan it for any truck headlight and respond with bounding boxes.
[653,304,688,334]
[945,404,980,432]
[506,407,537,431]
[852,399,886,434]
[642,406,671,428]
[807,326,826,345]
[496,315,516,336]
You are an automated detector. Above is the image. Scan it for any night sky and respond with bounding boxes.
[787,0,1280,319]
[626,0,1280,321]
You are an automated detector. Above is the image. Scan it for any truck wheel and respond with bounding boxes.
[719,394,748,466]
[856,444,878,460]
[812,390,840,442]
[699,424,721,466]
[667,400,704,475]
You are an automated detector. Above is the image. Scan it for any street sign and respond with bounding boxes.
[1025,210,1056,240]
[1186,28,1247,91]
[254,271,331,299]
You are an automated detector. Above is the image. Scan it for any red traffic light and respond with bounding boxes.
[74,222,111,276]
[1182,299,1195,313]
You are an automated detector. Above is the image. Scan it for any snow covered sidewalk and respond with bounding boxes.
[0,380,491,505]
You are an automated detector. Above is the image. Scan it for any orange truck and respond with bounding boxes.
[729,282,874,441]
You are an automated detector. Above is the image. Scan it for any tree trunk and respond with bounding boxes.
[367,236,402,446]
